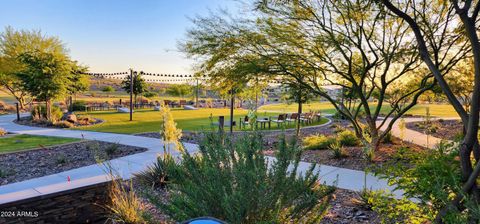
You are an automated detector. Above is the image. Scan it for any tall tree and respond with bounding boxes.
[379,0,480,222]
[0,27,66,109]
[181,0,451,152]
[166,84,193,99]
[18,51,76,121]
[121,73,147,105]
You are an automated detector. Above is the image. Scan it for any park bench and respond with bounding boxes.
[239,116,251,129]
[270,114,287,127]
[285,113,299,125]
[300,112,314,125]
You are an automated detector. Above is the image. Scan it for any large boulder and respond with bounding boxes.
[62,112,77,123]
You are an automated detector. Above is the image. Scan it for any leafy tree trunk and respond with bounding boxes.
[367,117,380,151]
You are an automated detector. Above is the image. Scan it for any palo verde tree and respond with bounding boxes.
[181,0,460,152]
[121,72,147,105]
[253,0,456,151]
[0,26,63,109]
[18,51,81,121]
[0,27,84,121]
[379,0,480,222]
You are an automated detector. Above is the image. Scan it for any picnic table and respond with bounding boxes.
[256,118,271,129]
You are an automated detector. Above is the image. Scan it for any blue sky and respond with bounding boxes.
[0,0,241,74]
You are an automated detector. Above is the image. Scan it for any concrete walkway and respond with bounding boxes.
[378,117,459,148]
[0,114,403,204]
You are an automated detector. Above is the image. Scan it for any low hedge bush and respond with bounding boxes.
[303,134,336,150]
[337,130,360,146]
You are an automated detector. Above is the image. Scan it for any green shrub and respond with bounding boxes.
[382,131,393,144]
[102,86,115,92]
[303,134,336,150]
[143,91,157,98]
[55,154,68,165]
[0,167,11,178]
[378,141,475,222]
[135,154,174,188]
[358,189,428,223]
[105,144,119,157]
[87,142,107,162]
[151,132,334,223]
[71,101,87,111]
[362,145,375,162]
[337,130,359,146]
[390,146,422,162]
[31,105,63,122]
[454,132,464,142]
[334,127,345,133]
[332,111,345,120]
[328,141,347,159]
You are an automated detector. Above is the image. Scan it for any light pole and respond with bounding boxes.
[129,69,134,121]
[229,88,235,134]
[196,78,199,108]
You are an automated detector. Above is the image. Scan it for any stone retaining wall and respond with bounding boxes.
[0,180,110,224]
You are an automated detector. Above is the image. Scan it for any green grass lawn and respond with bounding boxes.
[0,134,79,154]
[75,108,329,134]
[258,102,459,117]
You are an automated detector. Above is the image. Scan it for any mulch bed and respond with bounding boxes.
[406,119,463,140]
[266,137,425,171]
[137,120,423,171]
[0,141,147,185]
[133,184,380,224]
[322,189,380,224]
[131,182,379,223]
[15,116,103,128]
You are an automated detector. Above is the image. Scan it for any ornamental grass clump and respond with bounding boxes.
[151,132,334,223]
[135,153,174,189]
[106,177,145,224]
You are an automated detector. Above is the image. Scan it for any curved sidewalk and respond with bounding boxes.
[0,114,402,204]
[378,117,459,148]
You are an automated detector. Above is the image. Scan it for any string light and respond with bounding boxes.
[86,71,281,84]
